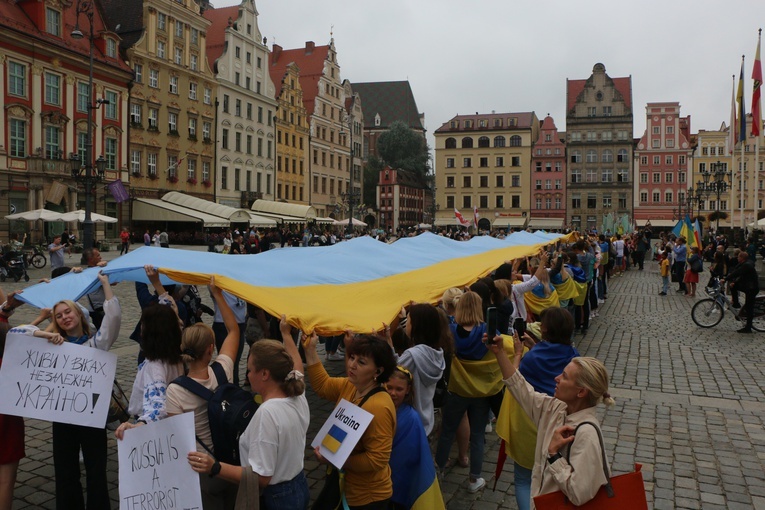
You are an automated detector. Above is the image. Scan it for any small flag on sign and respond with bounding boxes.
[108,179,129,203]
[321,424,347,454]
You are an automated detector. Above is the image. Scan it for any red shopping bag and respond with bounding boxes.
[533,463,648,509]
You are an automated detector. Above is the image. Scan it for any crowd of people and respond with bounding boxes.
[12,228,730,510]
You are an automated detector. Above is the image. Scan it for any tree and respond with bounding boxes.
[376,121,430,175]
[363,155,385,210]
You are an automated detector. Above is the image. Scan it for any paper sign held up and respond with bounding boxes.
[0,331,117,428]
[311,398,374,469]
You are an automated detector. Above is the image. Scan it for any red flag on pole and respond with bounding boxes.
[729,74,737,153]
[753,30,762,137]
[454,208,471,227]
[473,205,480,229]
[737,56,747,143]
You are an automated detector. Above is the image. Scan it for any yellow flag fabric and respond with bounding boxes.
[523,288,560,316]
[571,280,589,306]
[448,335,520,398]
[553,276,579,301]
[496,387,537,470]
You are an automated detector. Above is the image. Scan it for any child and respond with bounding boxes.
[659,251,670,296]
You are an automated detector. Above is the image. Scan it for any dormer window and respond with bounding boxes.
[46,8,61,36]
[106,39,117,58]
[374,113,381,127]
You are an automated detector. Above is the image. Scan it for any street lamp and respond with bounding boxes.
[70,0,109,256]
[340,111,360,236]
[697,160,732,231]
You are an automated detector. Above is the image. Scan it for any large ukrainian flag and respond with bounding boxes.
[17,231,574,335]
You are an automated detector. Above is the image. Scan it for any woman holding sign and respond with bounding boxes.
[187,315,310,510]
[304,331,397,509]
[46,272,121,510]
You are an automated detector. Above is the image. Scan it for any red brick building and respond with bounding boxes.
[530,115,566,229]
[378,166,427,231]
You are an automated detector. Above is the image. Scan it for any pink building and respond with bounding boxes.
[530,115,566,229]
[634,102,693,229]
[378,166,428,232]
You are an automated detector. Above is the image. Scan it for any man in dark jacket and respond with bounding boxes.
[727,252,759,333]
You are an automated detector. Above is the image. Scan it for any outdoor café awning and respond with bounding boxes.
[161,192,275,226]
[493,217,528,228]
[250,199,317,222]
[133,198,229,227]
[527,217,563,230]
[637,219,677,228]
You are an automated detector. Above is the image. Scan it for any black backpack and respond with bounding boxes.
[171,362,258,464]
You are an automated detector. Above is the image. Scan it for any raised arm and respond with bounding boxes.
[279,314,303,374]
[211,280,240,361]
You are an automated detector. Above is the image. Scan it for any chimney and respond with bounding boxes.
[272,44,282,63]
[305,41,315,54]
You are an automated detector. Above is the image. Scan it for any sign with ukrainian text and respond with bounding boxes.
[0,331,117,428]
[118,412,202,510]
[311,398,374,469]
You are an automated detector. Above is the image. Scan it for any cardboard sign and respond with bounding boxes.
[118,412,202,510]
[311,398,374,469]
[0,330,117,428]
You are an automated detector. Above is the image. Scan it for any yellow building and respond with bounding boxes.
[434,112,539,230]
[105,0,217,201]
[693,127,733,229]
[271,62,309,204]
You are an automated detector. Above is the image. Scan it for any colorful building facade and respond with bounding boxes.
[530,115,566,230]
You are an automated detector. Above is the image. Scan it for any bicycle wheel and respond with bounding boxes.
[30,253,46,269]
[691,298,724,328]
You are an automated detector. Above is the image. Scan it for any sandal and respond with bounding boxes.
[445,456,469,469]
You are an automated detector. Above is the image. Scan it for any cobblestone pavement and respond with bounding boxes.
[8,246,765,509]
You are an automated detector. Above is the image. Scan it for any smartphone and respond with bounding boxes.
[513,318,527,339]
[486,306,498,344]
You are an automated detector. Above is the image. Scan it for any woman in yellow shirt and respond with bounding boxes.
[304,334,397,509]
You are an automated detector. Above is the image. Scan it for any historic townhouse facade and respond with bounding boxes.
[270,39,358,219]
[0,0,133,241]
[377,166,427,232]
[434,112,539,230]
[633,102,693,228]
[530,115,566,229]
[105,0,217,201]
[271,62,309,204]
[205,0,276,207]
[693,127,732,228]
[342,79,364,203]
[566,63,633,231]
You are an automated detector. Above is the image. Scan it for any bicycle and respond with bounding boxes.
[24,244,47,269]
[691,277,765,332]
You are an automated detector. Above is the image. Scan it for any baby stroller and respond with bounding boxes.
[0,251,30,282]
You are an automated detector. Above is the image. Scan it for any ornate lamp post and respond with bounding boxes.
[340,112,360,236]
[69,0,109,256]
[697,160,732,231]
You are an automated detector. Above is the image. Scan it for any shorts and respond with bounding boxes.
[615,256,624,267]
[0,413,25,463]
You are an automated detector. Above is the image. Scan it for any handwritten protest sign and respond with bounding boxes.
[118,412,202,510]
[311,398,374,469]
[0,330,117,428]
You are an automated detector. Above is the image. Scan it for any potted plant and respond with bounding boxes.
[187,177,198,185]
[202,179,212,188]
[168,175,179,184]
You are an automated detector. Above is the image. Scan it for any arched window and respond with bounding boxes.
[461,137,473,149]
[602,149,613,163]
[478,136,490,148]
[494,136,505,147]
[586,150,597,163]
[510,135,522,147]
[445,137,456,149]
[570,150,582,163]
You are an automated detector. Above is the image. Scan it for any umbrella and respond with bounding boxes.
[5,208,64,221]
[333,217,367,227]
[59,210,118,223]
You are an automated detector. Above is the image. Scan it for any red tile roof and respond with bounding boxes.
[0,0,132,74]
[203,5,239,73]
[270,42,329,119]
[566,75,632,113]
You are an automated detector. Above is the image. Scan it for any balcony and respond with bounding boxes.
[26,156,71,178]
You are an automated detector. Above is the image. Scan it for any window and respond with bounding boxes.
[187,82,197,100]
[586,168,597,182]
[653,156,661,165]
[617,149,628,162]
[158,13,167,30]
[45,8,61,36]
[169,76,178,94]
[545,179,552,190]
[587,106,597,117]
[678,172,686,183]
[652,192,660,203]
[461,137,473,149]
[496,196,504,208]
[640,173,648,183]
[665,172,673,183]
[445,157,455,168]
[168,112,178,133]
[602,169,612,182]
[603,106,612,116]
[587,131,597,141]
[221,166,228,188]
[246,135,252,154]
[587,194,597,209]
[535,179,542,190]
[463,176,471,188]
[494,136,505,147]
[222,129,229,149]
[235,72,240,86]
[149,69,159,88]
[157,41,166,59]
[555,162,562,172]
[235,99,241,117]
[105,91,118,119]
[570,150,582,163]
[652,139,660,148]
[640,191,648,203]
[131,150,141,174]
[511,195,520,208]
[44,73,60,105]
[512,175,520,187]
[652,173,661,183]
[496,156,504,167]
[130,104,142,125]
[235,132,241,152]
[190,54,198,71]
[666,139,675,148]
[665,191,673,203]
[204,87,211,104]
[479,157,488,167]
[175,46,183,65]
[175,20,183,38]
[148,108,158,129]
[586,150,597,163]
[148,153,157,176]
[191,28,199,45]
[571,168,582,183]
[186,158,196,180]
[478,136,490,148]
[105,137,117,170]
[496,175,504,187]
[188,117,196,137]
[536,162,542,172]
[77,82,89,112]
[446,176,455,188]
[463,196,472,208]
[602,194,612,208]
[510,135,522,147]
[602,150,613,163]
[463,157,472,168]
[511,156,520,167]
[444,137,456,149]
[617,169,629,182]
[44,126,60,159]
[203,161,210,181]
[570,132,581,142]
[679,155,686,165]
[9,119,26,158]
[665,155,673,165]
[8,62,26,97]
[446,196,455,208]
[223,95,229,113]
[571,194,581,209]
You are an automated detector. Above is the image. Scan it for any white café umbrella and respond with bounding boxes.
[333,217,367,227]
[5,208,64,221]
[59,210,118,223]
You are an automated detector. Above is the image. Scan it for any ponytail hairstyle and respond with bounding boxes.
[249,339,305,397]
[180,322,215,364]
[441,287,463,316]
[572,357,615,407]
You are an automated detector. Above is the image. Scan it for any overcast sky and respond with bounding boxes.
[217,0,762,148]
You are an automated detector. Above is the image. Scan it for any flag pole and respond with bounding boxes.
[754,29,763,227]
[730,74,736,232]
[740,55,746,231]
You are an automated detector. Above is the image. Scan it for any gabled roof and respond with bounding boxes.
[270,41,330,119]
[1,0,132,74]
[350,81,424,131]
[100,0,144,50]
[434,112,536,134]
[203,5,239,72]
[566,64,632,113]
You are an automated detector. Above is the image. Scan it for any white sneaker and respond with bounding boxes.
[485,422,492,433]
[467,477,486,493]
[327,353,345,361]
[598,299,605,304]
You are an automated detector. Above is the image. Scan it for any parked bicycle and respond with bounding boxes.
[24,245,47,269]
[691,277,765,332]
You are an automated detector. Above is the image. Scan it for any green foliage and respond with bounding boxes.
[376,121,429,175]
[708,211,728,221]
[363,156,385,209]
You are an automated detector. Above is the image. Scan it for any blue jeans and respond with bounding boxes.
[435,392,491,479]
[514,461,532,510]
[662,275,669,294]
[261,471,309,510]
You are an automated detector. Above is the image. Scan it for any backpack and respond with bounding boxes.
[171,362,259,465]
